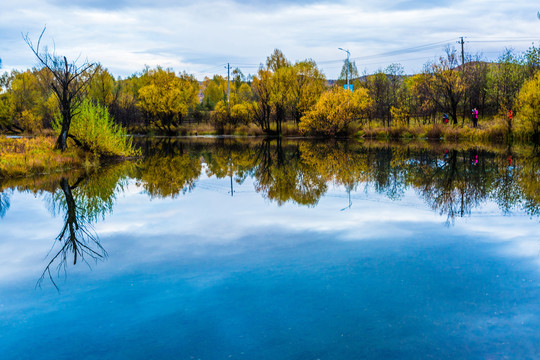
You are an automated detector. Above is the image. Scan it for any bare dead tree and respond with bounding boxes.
[23,27,96,151]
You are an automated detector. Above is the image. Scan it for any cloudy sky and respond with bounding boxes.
[1,0,539,79]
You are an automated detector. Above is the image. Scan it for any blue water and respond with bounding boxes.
[0,141,539,359]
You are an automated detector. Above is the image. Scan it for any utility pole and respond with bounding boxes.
[458,37,465,67]
[230,173,234,197]
[227,63,230,108]
[338,48,351,90]
[228,155,234,197]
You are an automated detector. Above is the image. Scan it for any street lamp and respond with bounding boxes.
[338,47,351,90]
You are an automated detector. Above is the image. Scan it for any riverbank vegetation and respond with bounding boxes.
[55,99,136,157]
[3,43,538,141]
[0,136,89,178]
[0,39,539,179]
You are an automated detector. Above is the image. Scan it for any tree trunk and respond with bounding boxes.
[55,91,72,151]
[56,110,71,151]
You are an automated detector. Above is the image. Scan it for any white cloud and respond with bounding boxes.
[1,0,538,78]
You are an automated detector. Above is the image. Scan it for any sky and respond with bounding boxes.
[1,177,539,285]
[0,0,539,79]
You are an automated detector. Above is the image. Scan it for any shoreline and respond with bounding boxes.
[1,134,537,181]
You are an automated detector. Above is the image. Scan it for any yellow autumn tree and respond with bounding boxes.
[202,75,228,110]
[517,71,540,139]
[291,59,326,124]
[9,70,44,133]
[87,65,116,107]
[137,67,199,133]
[210,77,255,132]
[299,86,371,136]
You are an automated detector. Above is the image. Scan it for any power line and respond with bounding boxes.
[468,39,538,43]
[191,36,539,78]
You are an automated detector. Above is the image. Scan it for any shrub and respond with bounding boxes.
[426,124,443,139]
[17,109,42,133]
[299,86,371,136]
[443,126,460,141]
[388,126,408,139]
[53,99,137,157]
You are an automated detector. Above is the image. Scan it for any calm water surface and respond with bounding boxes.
[0,138,539,359]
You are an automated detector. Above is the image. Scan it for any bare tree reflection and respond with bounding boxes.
[38,177,107,290]
[491,145,522,214]
[415,149,487,225]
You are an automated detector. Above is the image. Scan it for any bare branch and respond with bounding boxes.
[24,27,96,151]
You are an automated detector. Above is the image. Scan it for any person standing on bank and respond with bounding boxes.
[471,108,479,127]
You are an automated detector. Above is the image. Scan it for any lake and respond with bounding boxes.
[0,137,539,359]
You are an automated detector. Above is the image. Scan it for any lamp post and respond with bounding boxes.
[338,47,350,90]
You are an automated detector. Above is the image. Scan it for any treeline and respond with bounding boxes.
[1,45,539,140]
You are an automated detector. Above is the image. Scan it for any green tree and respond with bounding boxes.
[523,43,540,78]
[266,48,291,72]
[54,99,136,156]
[87,65,116,107]
[410,73,437,124]
[237,82,253,103]
[10,70,40,132]
[232,67,246,89]
[490,49,527,132]
[365,71,391,125]
[338,60,359,87]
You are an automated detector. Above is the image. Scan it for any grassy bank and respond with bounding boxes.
[128,122,302,137]
[0,136,98,179]
[125,116,537,143]
[359,116,536,143]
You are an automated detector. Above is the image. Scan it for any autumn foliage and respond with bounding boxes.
[1,44,540,144]
[299,86,371,136]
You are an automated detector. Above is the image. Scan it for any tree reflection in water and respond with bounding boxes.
[38,177,106,290]
[136,138,201,199]
[0,138,538,288]
[38,163,134,289]
[253,138,328,206]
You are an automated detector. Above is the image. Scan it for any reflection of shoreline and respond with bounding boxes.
[0,137,538,227]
